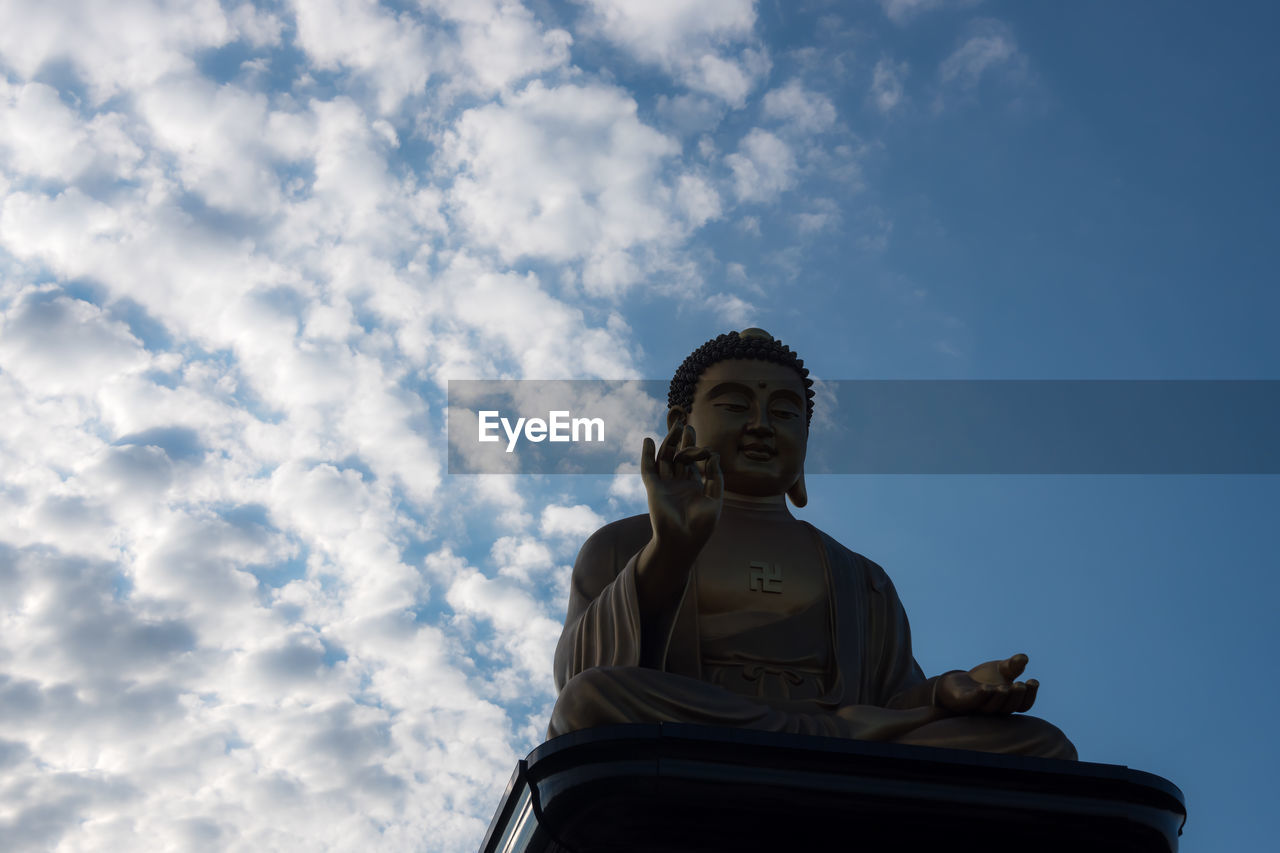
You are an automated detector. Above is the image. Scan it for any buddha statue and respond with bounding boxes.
[548,329,1076,760]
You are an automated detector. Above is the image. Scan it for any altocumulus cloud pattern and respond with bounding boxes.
[0,1,1049,850]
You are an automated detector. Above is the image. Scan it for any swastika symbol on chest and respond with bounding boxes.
[748,561,783,593]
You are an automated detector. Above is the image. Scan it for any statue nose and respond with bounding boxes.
[746,409,775,435]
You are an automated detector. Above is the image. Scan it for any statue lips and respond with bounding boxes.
[740,443,776,462]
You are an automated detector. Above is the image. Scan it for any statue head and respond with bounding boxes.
[667,328,813,506]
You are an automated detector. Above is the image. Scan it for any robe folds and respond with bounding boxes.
[548,513,1077,761]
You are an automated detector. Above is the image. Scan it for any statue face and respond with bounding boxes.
[678,358,807,497]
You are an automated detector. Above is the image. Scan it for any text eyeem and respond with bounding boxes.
[478,410,605,453]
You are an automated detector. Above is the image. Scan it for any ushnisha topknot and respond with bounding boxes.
[667,328,815,427]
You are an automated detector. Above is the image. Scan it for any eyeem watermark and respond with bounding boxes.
[449,379,1280,474]
[478,410,605,453]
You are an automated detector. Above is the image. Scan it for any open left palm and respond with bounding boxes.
[937,653,1040,715]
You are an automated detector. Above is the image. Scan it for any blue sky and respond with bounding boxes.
[0,1,1275,850]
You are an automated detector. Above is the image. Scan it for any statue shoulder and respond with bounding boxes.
[573,514,652,571]
[802,522,892,593]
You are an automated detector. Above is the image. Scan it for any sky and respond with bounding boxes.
[0,1,1276,850]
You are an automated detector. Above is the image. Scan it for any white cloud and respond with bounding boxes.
[423,0,573,93]
[606,471,647,510]
[0,1,848,850]
[293,0,574,111]
[135,75,285,217]
[761,80,836,134]
[437,254,637,377]
[575,0,756,55]
[675,173,723,229]
[492,535,555,582]
[853,204,894,252]
[229,2,286,48]
[0,81,144,183]
[655,93,729,134]
[871,58,909,112]
[445,565,562,688]
[540,504,605,541]
[441,81,701,295]
[880,0,982,25]
[793,197,842,235]
[704,291,756,326]
[0,0,236,103]
[725,128,797,203]
[290,0,434,113]
[574,0,767,106]
[940,19,1021,89]
[0,289,150,397]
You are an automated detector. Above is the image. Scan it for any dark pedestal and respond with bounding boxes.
[479,724,1185,853]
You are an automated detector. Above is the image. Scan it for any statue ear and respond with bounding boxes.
[787,471,808,508]
[666,406,688,431]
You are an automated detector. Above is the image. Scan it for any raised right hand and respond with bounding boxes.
[639,421,723,563]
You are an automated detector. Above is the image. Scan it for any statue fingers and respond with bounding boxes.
[667,450,697,481]
[967,659,1004,684]
[701,452,723,500]
[640,436,658,483]
[1000,682,1028,714]
[671,446,713,466]
[678,426,698,479]
[656,422,683,478]
[979,683,1013,714]
[1019,679,1040,713]
[658,422,683,458]
[999,653,1029,681]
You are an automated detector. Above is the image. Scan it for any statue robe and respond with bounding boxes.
[548,513,1077,760]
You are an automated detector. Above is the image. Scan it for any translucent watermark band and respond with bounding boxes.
[446,380,1280,474]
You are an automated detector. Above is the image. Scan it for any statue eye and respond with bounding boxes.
[770,401,802,420]
[715,402,749,413]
